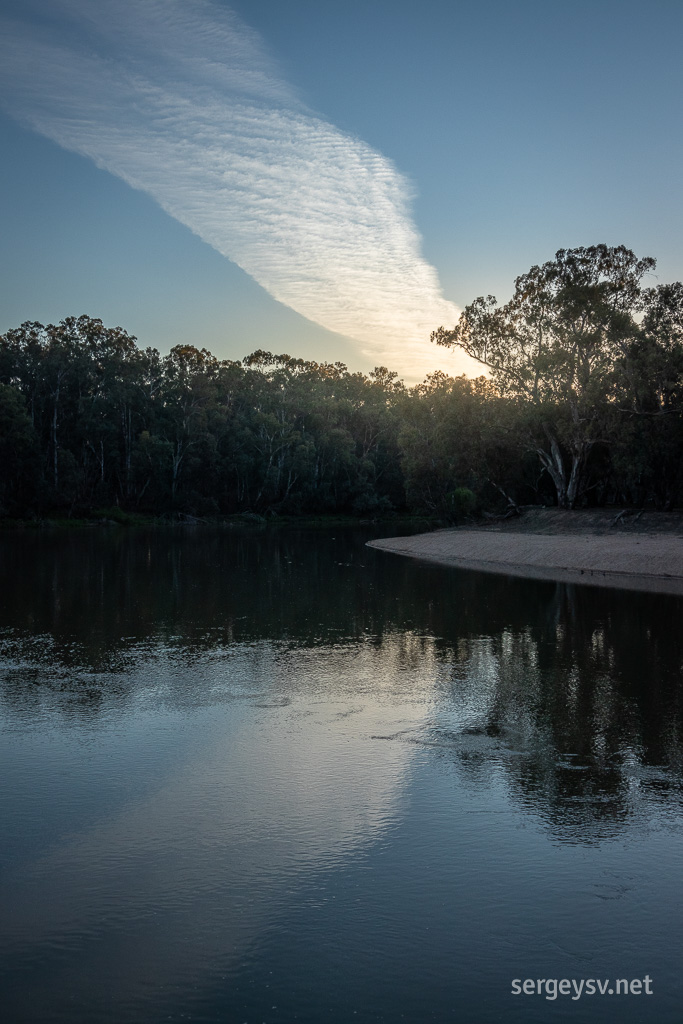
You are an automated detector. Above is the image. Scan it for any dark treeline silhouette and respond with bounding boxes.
[1,245,682,519]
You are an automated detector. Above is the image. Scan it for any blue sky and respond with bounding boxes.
[1,0,682,381]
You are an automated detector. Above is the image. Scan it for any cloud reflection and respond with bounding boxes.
[0,638,437,1019]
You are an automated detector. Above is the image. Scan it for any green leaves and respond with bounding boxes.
[430,245,673,507]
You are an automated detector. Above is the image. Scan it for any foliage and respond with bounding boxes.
[0,319,405,518]
[3,251,683,521]
[432,245,663,507]
[0,382,41,515]
[397,372,525,516]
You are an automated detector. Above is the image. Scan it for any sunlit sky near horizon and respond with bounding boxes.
[1,0,682,383]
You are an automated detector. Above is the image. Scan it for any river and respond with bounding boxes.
[1,525,682,1022]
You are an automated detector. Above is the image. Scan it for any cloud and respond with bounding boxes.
[0,0,466,379]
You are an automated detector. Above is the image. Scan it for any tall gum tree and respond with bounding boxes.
[432,245,655,507]
[613,281,683,507]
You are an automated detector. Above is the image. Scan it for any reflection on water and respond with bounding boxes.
[1,525,683,1023]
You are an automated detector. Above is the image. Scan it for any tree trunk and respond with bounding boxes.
[121,405,133,499]
[52,404,59,491]
[52,389,60,492]
[567,441,593,508]
[537,427,567,507]
[171,442,184,500]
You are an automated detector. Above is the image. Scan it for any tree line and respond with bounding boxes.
[1,244,682,520]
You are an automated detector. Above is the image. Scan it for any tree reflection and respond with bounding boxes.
[425,579,683,841]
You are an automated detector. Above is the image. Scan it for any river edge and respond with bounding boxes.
[367,510,683,595]
[0,512,439,532]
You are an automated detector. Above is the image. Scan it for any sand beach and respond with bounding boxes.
[368,509,683,595]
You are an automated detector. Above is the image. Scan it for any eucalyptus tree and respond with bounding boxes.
[0,315,148,502]
[0,319,70,492]
[156,344,221,504]
[432,246,656,507]
[611,281,683,507]
[398,372,522,515]
[0,383,41,513]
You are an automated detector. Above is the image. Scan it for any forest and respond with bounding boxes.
[1,245,682,521]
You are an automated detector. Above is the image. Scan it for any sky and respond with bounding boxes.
[1,0,682,383]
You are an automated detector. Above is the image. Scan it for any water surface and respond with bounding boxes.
[1,525,682,1023]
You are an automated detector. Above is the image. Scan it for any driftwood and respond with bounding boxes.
[611,509,645,527]
[487,479,521,516]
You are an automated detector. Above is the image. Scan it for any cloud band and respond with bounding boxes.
[0,0,460,375]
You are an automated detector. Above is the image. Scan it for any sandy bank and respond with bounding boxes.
[368,524,683,595]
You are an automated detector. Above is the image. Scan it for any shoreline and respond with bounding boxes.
[0,512,439,531]
[367,524,683,595]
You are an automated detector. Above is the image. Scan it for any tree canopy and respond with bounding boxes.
[2,250,683,520]
[432,245,682,507]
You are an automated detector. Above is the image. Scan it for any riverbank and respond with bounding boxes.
[0,510,440,531]
[367,508,683,594]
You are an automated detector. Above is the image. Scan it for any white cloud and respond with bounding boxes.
[0,0,471,380]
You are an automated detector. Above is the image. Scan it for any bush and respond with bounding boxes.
[446,487,477,518]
